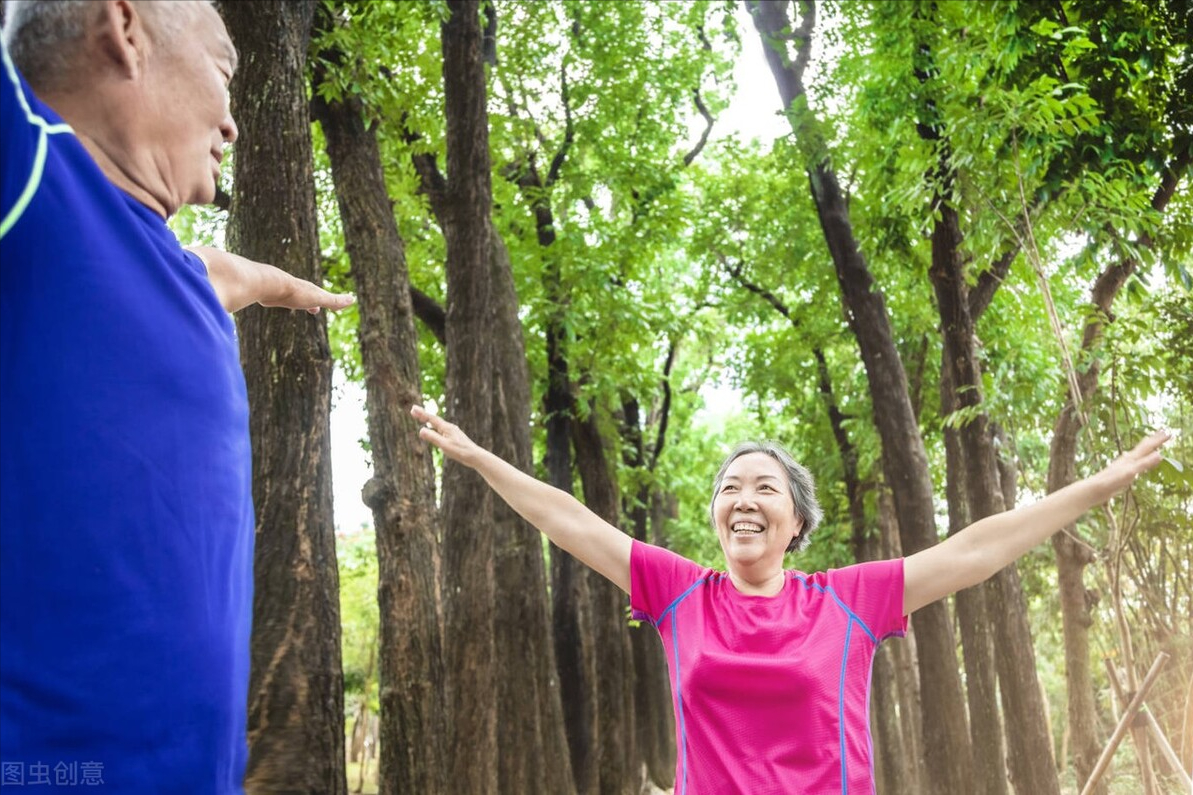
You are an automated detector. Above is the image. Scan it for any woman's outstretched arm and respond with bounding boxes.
[903,430,1170,615]
[413,404,632,593]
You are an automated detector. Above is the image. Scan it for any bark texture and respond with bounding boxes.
[544,267,600,795]
[221,2,346,792]
[913,29,1010,795]
[407,9,577,784]
[622,398,678,789]
[310,47,448,792]
[940,378,1007,795]
[573,407,640,795]
[931,195,1060,795]
[438,2,498,788]
[488,235,577,795]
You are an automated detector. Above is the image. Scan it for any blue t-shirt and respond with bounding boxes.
[1,43,254,793]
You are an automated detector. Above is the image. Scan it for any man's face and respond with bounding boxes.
[142,3,238,211]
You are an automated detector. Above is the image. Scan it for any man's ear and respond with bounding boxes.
[92,0,151,80]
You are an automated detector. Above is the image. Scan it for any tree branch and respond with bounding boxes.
[716,250,797,325]
[410,285,446,344]
[683,89,715,166]
[748,0,815,88]
[545,59,574,187]
[649,342,677,471]
[402,122,450,224]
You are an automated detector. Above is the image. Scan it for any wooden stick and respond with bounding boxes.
[1143,710,1193,790]
[1105,658,1193,790]
[1081,652,1170,795]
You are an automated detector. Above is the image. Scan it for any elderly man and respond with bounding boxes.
[1,1,350,790]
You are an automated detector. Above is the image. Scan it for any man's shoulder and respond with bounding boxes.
[2,43,81,241]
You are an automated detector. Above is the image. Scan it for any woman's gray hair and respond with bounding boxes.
[709,441,824,554]
[3,0,211,91]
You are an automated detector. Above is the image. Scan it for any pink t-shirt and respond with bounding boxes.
[630,540,907,795]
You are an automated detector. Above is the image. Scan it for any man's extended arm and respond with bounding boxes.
[187,245,354,314]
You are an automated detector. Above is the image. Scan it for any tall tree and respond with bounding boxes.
[221,1,346,792]
[905,10,1057,790]
[621,395,678,790]
[489,5,735,790]
[746,3,973,791]
[435,0,500,788]
[310,8,449,789]
[572,404,638,794]
[488,231,578,795]
[413,3,577,790]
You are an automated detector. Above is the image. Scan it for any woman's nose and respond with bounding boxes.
[734,492,757,509]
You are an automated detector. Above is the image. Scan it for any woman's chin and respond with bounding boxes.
[723,540,768,567]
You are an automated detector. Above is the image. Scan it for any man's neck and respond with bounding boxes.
[43,89,171,219]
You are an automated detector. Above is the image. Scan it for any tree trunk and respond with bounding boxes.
[878,490,923,795]
[912,25,1009,794]
[439,1,497,788]
[747,4,973,791]
[407,9,577,785]
[621,398,677,789]
[510,148,598,795]
[573,405,640,795]
[310,48,448,792]
[930,197,1060,795]
[942,418,1008,795]
[933,238,1009,795]
[815,158,972,795]
[488,235,577,795]
[544,266,600,795]
[221,2,346,793]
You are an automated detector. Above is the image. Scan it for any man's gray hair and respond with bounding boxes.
[3,0,212,91]
[709,441,824,554]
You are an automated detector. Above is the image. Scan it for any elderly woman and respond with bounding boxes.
[411,404,1168,794]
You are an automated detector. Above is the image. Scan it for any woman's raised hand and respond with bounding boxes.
[412,405,482,466]
[1090,430,1172,502]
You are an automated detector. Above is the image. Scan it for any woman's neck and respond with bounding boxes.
[727,567,786,597]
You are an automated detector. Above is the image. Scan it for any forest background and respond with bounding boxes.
[167,0,1192,793]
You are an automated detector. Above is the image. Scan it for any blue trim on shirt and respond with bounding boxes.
[0,43,73,238]
[792,572,885,794]
[656,577,707,795]
[656,569,891,794]
[793,573,880,642]
[839,620,854,795]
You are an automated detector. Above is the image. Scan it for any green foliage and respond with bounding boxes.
[194,1,1192,775]
[338,531,379,708]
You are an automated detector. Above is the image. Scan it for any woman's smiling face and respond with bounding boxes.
[712,452,803,575]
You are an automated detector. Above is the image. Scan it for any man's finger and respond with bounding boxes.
[289,283,355,311]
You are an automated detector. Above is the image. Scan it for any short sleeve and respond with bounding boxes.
[630,540,706,626]
[2,40,71,242]
[824,558,907,641]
